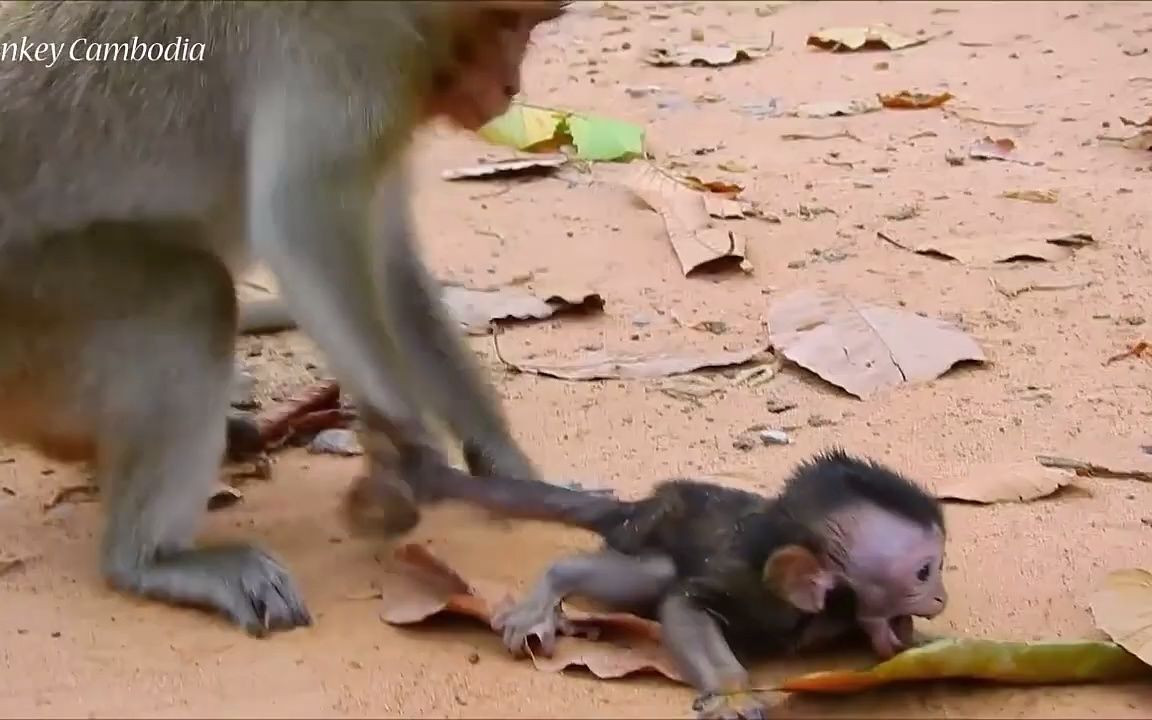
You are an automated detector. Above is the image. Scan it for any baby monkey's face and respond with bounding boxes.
[828,504,949,622]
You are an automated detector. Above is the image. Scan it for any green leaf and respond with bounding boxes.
[566,113,645,161]
[776,638,1152,694]
[477,102,645,162]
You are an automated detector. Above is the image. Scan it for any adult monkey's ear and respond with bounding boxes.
[761,545,836,614]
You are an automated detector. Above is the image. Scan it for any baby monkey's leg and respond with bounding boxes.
[493,550,675,656]
[660,594,767,720]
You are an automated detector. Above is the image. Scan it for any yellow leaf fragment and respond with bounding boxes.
[1001,189,1058,204]
[777,638,1152,694]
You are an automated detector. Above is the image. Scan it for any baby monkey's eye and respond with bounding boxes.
[916,562,932,582]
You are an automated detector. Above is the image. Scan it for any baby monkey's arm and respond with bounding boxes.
[493,550,675,656]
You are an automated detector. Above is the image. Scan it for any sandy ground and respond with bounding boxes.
[3,1,1152,717]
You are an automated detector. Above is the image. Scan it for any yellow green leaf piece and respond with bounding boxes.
[776,638,1152,694]
[477,102,644,162]
[477,103,569,154]
[566,114,644,162]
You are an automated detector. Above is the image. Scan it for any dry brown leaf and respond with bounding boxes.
[937,462,1076,504]
[1122,129,1152,151]
[879,91,954,109]
[878,228,1095,266]
[1089,568,1152,666]
[992,273,1091,298]
[1001,189,1058,204]
[644,41,774,68]
[791,98,882,118]
[702,195,749,219]
[498,345,767,381]
[767,289,985,400]
[42,481,242,512]
[0,553,31,577]
[807,25,928,52]
[442,286,605,335]
[1036,454,1152,482]
[618,162,751,275]
[1106,340,1152,364]
[1119,115,1152,127]
[441,154,568,181]
[969,136,1017,160]
[207,483,244,511]
[680,175,744,195]
[42,483,99,511]
[379,544,682,682]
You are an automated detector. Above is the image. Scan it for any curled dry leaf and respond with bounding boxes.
[807,25,928,52]
[993,273,1090,298]
[1001,189,1059,204]
[1122,129,1152,151]
[378,544,682,683]
[776,638,1151,694]
[498,345,767,382]
[644,40,774,68]
[617,162,751,275]
[1089,568,1152,666]
[1037,453,1152,482]
[767,289,985,400]
[680,175,744,195]
[442,285,605,335]
[968,136,1040,165]
[441,154,568,181]
[207,483,244,511]
[878,91,954,109]
[0,553,31,577]
[790,98,882,118]
[702,195,751,219]
[1106,340,1152,365]
[969,136,1016,160]
[43,483,99,511]
[43,480,245,512]
[936,462,1077,504]
[877,228,1095,266]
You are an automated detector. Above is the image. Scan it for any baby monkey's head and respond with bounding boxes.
[774,450,949,656]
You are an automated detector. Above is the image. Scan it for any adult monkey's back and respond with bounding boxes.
[0,1,562,636]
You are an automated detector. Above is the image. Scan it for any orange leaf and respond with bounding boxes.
[878,91,953,109]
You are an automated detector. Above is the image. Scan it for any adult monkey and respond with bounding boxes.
[0,1,564,636]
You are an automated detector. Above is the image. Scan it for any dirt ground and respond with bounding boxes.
[3,0,1152,717]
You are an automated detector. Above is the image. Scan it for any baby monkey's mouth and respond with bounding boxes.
[889,614,915,646]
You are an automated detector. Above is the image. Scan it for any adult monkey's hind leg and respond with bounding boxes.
[0,227,311,636]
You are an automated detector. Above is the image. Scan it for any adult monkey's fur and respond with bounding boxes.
[0,0,564,635]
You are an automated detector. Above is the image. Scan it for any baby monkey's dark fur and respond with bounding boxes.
[354,448,948,719]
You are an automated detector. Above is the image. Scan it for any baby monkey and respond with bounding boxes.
[351,449,947,719]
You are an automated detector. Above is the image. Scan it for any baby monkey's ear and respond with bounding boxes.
[762,545,836,614]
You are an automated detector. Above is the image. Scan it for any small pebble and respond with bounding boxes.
[467,651,481,664]
[758,429,791,445]
[308,429,364,457]
[764,398,797,414]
